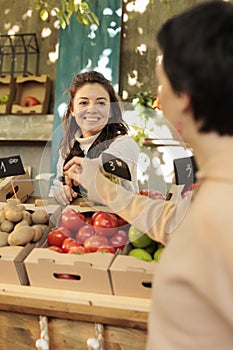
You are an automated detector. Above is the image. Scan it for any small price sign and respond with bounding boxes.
[0,155,25,178]
[102,152,131,180]
[173,156,198,185]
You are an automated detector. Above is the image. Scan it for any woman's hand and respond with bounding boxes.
[64,157,83,187]
[64,156,101,191]
[53,184,78,206]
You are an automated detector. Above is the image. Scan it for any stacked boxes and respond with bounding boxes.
[11,74,51,114]
[0,171,34,203]
[0,75,16,114]
[0,74,51,115]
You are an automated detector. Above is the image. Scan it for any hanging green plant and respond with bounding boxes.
[34,0,99,29]
[129,91,164,147]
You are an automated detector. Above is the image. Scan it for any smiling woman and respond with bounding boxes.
[72,82,111,137]
[49,70,139,206]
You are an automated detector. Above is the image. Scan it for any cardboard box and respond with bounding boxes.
[0,203,61,285]
[25,249,114,294]
[11,74,51,114]
[69,206,156,298]
[0,75,16,114]
[0,171,34,203]
[109,253,157,299]
[24,205,155,297]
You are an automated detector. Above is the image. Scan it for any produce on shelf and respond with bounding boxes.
[139,188,165,200]
[0,201,50,246]
[128,226,153,248]
[154,246,165,262]
[0,94,9,104]
[47,209,129,254]
[20,96,40,107]
[46,207,165,262]
[129,248,153,262]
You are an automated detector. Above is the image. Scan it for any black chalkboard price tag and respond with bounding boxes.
[173,156,198,185]
[0,155,25,178]
[102,152,131,180]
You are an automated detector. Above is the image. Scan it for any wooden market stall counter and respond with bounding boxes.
[0,280,150,349]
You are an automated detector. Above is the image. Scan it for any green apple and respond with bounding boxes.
[145,241,157,255]
[128,226,153,248]
[128,248,152,262]
[154,247,164,262]
[0,94,9,104]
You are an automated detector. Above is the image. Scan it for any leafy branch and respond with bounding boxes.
[130,91,163,147]
[34,0,99,29]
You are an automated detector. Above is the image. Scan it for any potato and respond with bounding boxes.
[31,210,49,224]
[22,210,32,225]
[7,198,21,206]
[0,220,14,233]
[14,219,30,229]
[0,231,9,247]
[35,199,48,207]
[0,210,6,224]
[5,206,23,223]
[8,226,35,246]
[34,224,48,234]
[17,204,26,211]
[31,224,45,242]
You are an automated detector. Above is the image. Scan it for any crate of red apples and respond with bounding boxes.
[25,191,166,298]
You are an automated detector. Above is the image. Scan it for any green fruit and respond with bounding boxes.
[154,247,164,262]
[128,226,153,248]
[145,241,157,255]
[0,94,9,104]
[158,243,165,249]
[129,248,152,262]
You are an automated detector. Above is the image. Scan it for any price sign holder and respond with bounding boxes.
[173,156,198,185]
[0,155,25,178]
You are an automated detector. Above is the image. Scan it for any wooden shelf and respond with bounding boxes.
[0,284,149,349]
[0,283,150,328]
[0,114,54,141]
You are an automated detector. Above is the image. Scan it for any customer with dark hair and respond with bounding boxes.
[65,1,233,348]
[50,70,139,205]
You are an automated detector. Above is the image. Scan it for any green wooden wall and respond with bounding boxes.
[51,0,122,173]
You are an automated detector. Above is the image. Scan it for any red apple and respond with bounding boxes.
[181,183,197,199]
[139,189,165,200]
[21,96,40,107]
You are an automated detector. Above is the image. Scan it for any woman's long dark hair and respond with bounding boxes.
[60,70,128,158]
